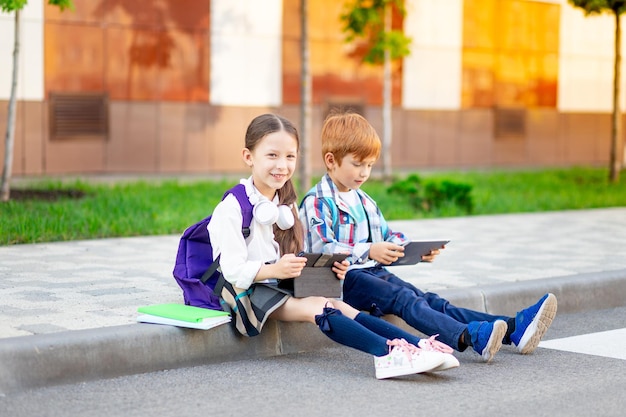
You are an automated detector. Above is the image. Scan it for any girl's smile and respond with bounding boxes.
[243,130,298,200]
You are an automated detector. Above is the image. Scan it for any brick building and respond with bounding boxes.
[0,0,623,177]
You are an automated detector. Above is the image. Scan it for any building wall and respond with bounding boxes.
[0,0,623,177]
[558,2,623,112]
[0,1,45,101]
[402,0,463,110]
[210,0,282,106]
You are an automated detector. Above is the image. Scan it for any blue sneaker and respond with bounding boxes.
[510,293,557,354]
[467,320,507,363]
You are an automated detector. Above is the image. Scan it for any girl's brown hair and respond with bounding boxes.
[321,112,381,165]
[245,114,304,255]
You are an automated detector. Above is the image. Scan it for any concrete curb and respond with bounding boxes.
[435,269,626,316]
[1,269,625,394]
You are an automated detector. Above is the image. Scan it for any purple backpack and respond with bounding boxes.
[172,184,253,310]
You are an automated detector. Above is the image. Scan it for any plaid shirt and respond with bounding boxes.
[299,174,407,265]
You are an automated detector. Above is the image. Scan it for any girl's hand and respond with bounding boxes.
[369,242,405,265]
[274,253,307,279]
[332,259,350,280]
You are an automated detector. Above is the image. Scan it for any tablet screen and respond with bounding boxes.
[388,240,449,266]
[299,252,349,267]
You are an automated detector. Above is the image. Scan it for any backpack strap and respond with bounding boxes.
[200,184,253,284]
[229,183,253,238]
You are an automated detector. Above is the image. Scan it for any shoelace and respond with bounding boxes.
[386,338,421,363]
[418,334,454,354]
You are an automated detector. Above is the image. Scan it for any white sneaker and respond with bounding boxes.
[429,353,460,372]
[374,340,445,379]
[416,334,459,372]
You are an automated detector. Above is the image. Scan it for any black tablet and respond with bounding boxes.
[299,252,349,267]
[388,240,449,266]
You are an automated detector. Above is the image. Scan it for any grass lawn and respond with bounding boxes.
[1,167,625,245]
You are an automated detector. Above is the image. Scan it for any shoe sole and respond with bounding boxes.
[376,352,445,379]
[482,320,507,363]
[516,293,558,354]
[429,354,460,372]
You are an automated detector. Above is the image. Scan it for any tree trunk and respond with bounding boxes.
[299,0,312,193]
[610,11,622,183]
[1,10,20,202]
[382,2,392,181]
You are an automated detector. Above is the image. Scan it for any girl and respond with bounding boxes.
[208,114,457,379]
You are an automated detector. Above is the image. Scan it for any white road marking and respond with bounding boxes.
[539,328,626,360]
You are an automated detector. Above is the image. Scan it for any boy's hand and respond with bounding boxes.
[332,259,350,280]
[421,245,445,263]
[369,242,405,265]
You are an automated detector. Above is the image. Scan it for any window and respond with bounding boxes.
[494,107,526,139]
[49,92,109,140]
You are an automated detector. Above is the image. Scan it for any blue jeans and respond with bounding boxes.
[343,266,509,350]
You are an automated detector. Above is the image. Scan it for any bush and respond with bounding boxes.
[387,174,473,214]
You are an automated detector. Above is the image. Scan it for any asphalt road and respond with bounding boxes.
[2,305,625,417]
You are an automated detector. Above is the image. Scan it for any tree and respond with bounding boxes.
[341,0,411,180]
[569,0,625,183]
[299,0,312,193]
[1,0,73,202]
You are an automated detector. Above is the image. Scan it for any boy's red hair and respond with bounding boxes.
[321,112,381,166]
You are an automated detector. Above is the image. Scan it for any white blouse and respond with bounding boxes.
[207,178,280,289]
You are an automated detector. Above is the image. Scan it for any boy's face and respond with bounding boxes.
[326,152,376,192]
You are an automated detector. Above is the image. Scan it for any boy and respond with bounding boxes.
[299,112,557,362]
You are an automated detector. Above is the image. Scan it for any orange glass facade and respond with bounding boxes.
[44,0,210,102]
[282,0,403,106]
[461,0,560,108]
[44,0,560,108]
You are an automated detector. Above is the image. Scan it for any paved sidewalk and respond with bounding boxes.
[1,207,626,393]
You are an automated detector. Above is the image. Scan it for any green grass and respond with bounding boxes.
[1,167,625,245]
[363,167,626,219]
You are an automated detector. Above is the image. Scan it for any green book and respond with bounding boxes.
[137,303,230,323]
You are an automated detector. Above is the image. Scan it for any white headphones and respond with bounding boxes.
[248,193,295,230]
